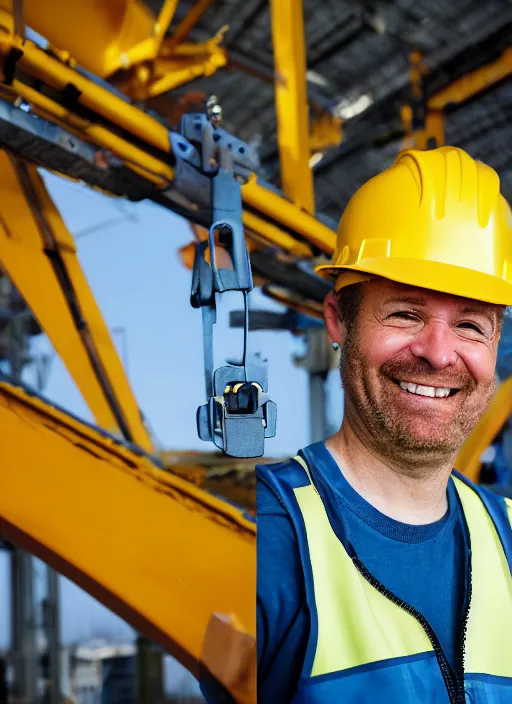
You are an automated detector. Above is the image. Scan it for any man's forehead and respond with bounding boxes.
[366,279,500,315]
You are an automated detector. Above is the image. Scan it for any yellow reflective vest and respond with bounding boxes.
[260,445,512,703]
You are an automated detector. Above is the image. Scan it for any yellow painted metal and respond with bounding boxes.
[0,80,173,188]
[456,376,512,483]
[0,80,326,260]
[0,32,336,258]
[166,0,215,53]
[310,112,343,154]
[117,24,228,102]
[408,49,428,99]
[0,378,255,682]
[401,47,510,152]
[242,211,313,258]
[201,613,256,704]
[120,48,227,101]
[181,211,312,260]
[120,0,180,68]
[0,0,156,78]
[270,0,315,214]
[428,46,512,110]
[147,57,222,97]
[0,152,153,450]
[0,35,171,154]
[263,285,324,321]
[242,177,336,254]
[413,110,446,150]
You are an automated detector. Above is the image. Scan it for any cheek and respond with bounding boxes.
[357,328,411,368]
[457,344,497,385]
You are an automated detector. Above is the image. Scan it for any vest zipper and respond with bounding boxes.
[351,554,466,704]
[454,554,472,700]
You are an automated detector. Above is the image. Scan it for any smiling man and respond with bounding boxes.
[257,146,512,703]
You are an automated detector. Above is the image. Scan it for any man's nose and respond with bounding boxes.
[410,321,458,369]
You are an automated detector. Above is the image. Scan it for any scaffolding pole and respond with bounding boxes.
[10,549,38,704]
[3,276,62,703]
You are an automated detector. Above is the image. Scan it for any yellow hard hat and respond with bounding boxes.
[315,146,512,305]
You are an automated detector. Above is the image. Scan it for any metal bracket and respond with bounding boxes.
[178,109,276,458]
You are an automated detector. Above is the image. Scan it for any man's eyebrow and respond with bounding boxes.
[384,296,427,306]
[460,304,494,317]
[460,304,499,327]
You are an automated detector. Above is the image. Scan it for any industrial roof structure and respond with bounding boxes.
[142,0,512,220]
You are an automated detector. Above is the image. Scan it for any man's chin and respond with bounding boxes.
[387,419,463,455]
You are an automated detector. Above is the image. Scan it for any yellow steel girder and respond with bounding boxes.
[402,46,511,151]
[0,78,174,189]
[428,46,512,110]
[116,31,228,101]
[0,151,153,450]
[0,378,255,699]
[242,176,335,253]
[165,0,215,54]
[270,0,315,214]
[407,110,446,151]
[0,33,336,257]
[456,375,512,484]
[309,111,343,155]
[0,0,178,78]
[0,33,171,154]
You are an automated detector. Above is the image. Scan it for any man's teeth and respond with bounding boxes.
[398,381,451,398]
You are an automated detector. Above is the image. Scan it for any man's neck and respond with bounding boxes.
[325,421,456,525]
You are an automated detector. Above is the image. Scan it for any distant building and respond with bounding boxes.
[65,641,136,704]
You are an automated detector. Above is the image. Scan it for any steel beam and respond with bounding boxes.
[166,0,215,53]
[0,0,156,78]
[0,34,171,153]
[428,46,512,111]
[45,567,61,704]
[270,0,315,214]
[456,375,512,483]
[0,31,337,256]
[0,82,335,256]
[0,78,173,189]
[0,378,255,682]
[0,151,154,450]
[242,178,335,252]
[10,550,38,704]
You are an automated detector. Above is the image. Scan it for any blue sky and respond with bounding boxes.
[0,171,343,650]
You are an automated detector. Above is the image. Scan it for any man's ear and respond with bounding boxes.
[324,291,345,346]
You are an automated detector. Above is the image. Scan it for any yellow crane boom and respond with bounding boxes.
[0,376,255,686]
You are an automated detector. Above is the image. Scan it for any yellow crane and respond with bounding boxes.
[0,2,510,701]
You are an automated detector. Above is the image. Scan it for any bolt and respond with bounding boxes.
[206,95,222,127]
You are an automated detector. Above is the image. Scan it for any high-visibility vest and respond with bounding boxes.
[260,444,512,703]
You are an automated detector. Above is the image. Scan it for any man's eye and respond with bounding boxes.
[458,322,483,334]
[390,312,417,321]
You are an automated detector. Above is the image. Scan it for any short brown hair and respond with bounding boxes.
[335,283,364,334]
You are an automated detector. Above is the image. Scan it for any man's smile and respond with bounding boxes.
[392,378,460,399]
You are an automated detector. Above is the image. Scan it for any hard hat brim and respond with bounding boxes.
[315,258,512,306]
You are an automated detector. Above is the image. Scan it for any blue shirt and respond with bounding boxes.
[257,442,469,704]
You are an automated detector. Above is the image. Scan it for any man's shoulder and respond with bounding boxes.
[453,469,509,505]
[256,451,313,518]
[452,469,512,536]
[256,451,312,489]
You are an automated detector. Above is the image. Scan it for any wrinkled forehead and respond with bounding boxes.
[362,278,505,320]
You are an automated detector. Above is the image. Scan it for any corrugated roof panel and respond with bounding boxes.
[144,0,511,218]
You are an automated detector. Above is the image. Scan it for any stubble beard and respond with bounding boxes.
[339,332,498,470]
